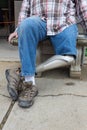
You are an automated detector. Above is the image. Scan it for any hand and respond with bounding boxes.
[8,31,18,43]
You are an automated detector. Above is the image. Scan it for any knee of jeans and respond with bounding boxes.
[18,18,36,35]
[17,20,32,36]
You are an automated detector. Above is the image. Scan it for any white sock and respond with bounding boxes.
[24,76,35,85]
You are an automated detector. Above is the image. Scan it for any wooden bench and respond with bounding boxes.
[11,33,87,78]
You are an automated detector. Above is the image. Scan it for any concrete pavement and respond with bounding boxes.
[0,39,87,130]
[1,63,87,130]
[0,39,19,61]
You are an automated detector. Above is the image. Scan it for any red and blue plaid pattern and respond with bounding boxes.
[17,0,87,35]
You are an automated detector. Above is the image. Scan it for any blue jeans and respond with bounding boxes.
[17,16,78,76]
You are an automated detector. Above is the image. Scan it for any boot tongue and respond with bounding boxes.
[23,81,33,88]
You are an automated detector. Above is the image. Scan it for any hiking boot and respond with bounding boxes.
[18,81,38,108]
[5,68,22,101]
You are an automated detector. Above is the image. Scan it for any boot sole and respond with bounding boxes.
[18,99,34,108]
[5,70,18,101]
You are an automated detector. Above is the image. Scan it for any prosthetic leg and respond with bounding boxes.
[10,38,75,74]
[36,55,75,73]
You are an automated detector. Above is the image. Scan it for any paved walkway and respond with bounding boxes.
[0,39,87,130]
[0,39,19,61]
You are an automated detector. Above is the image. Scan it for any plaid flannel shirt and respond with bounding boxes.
[17,0,87,35]
[75,0,87,33]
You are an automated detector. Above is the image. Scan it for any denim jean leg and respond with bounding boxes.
[50,24,78,57]
[17,16,47,76]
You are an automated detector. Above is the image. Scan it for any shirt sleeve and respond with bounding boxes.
[66,0,76,24]
[17,0,30,26]
[79,0,87,32]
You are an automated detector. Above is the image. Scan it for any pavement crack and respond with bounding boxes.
[0,93,86,130]
[0,94,10,99]
[38,93,87,98]
[0,100,15,130]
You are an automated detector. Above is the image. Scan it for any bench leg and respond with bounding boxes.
[70,46,82,78]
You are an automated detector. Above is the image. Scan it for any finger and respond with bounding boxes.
[16,34,18,38]
[8,35,12,43]
[8,33,15,43]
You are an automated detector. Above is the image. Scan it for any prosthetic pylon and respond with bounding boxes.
[36,55,75,73]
